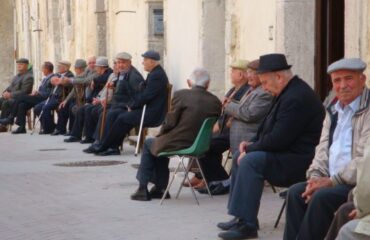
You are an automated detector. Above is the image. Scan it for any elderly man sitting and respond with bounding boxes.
[131,67,222,201]
[284,58,370,240]
[217,54,325,240]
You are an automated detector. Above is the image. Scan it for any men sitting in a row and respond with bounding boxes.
[185,60,249,191]
[218,53,325,240]
[284,58,370,240]
[0,61,54,134]
[85,50,169,156]
[131,67,222,201]
[0,58,34,132]
[34,60,74,134]
[64,57,113,143]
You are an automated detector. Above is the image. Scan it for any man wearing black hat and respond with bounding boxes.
[89,50,169,156]
[217,53,325,240]
[0,58,34,132]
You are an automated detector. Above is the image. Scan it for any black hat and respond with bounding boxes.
[142,50,160,61]
[16,58,29,64]
[257,53,291,74]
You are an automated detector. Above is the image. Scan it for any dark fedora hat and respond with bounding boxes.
[257,53,292,74]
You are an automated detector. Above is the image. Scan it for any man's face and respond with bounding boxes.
[57,64,67,73]
[41,65,49,76]
[88,58,96,70]
[247,69,261,88]
[230,68,244,85]
[74,67,84,75]
[142,58,155,72]
[331,70,366,106]
[116,59,131,72]
[95,66,105,75]
[259,72,280,96]
[17,63,28,73]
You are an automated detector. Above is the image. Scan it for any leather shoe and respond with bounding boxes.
[83,144,101,154]
[131,187,151,201]
[183,176,202,187]
[0,117,14,125]
[149,186,171,199]
[64,136,81,143]
[51,130,65,136]
[218,224,258,240]
[63,131,71,136]
[217,217,240,231]
[12,126,26,134]
[95,148,120,156]
[80,138,94,144]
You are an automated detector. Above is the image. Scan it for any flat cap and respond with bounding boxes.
[95,56,109,67]
[115,52,132,60]
[16,58,29,64]
[58,60,71,67]
[247,59,260,70]
[327,58,367,74]
[142,50,160,61]
[230,59,249,71]
[74,59,87,68]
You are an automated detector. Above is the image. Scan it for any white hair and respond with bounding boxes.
[188,67,210,87]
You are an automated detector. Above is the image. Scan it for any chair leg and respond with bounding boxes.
[194,158,212,198]
[160,156,182,205]
[274,199,286,228]
[180,157,199,205]
[175,157,194,199]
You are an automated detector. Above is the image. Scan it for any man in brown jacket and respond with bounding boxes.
[0,58,34,132]
[131,67,222,201]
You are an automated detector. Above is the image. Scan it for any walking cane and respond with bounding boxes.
[31,85,59,135]
[99,88,109,138]
[135,104,146,156]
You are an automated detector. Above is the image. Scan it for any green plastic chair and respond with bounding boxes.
[158,117,218,205]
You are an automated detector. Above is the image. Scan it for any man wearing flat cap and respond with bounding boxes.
[0,58,34,132]
[64,57,113,143]
[88,50,169,156]
[34,60,74,134]
[218,53,325,240]
[284,58,370,240]
[83,51,145,154]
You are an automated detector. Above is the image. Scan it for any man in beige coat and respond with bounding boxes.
[131,67,222,201]
[284,58,370,240]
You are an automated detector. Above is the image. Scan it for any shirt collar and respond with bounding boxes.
[334,95,361,113]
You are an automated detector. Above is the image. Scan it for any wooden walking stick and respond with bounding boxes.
[99,84,110,138]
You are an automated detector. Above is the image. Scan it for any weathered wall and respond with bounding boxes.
[0,1,15,90]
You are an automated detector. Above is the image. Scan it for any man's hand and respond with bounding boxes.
[30,90,38,96]
[302,177,333,203]
[2,91,11,99]
[92,97,100,105]
[107,81,114,89]
[101,98,107,108]
[59,101,67,109]
[213,122,220,133]
[237,151,246,165]
[348,209,357,219]
[238,141,251,153]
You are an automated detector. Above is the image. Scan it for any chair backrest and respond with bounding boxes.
[167,83,173,113]
[187,117,218,156]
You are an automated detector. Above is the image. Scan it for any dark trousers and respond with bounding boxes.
[101,110,142,149]
[197,135,229,182]
[56,100,75,133]
[70,104,89,139]
[228,151,294,230]
[0,98,15,119]
[93,106,125,141]
[136,138,170,189]
[34,96,59,133]
[84,104,103,140]
[284,182,353,240]
[13,95,45,127]
[325,202,355,240]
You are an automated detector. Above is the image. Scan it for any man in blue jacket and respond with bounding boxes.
[217,53,325,240]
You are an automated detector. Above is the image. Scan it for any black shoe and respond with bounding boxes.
[95,148,120,156]
[131,187,151,201]
[217,217,240,231]
[83,144,101,154]
[80,138,94,144]
[149,186,171,199]
[12,126,26,134]
[0,117,14,125]
[64,136,81,143]
[212,184,230,195]
[51,130,65,136]
[218,224,258,240]
[39,130,52,135]
[63,131,71,136]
